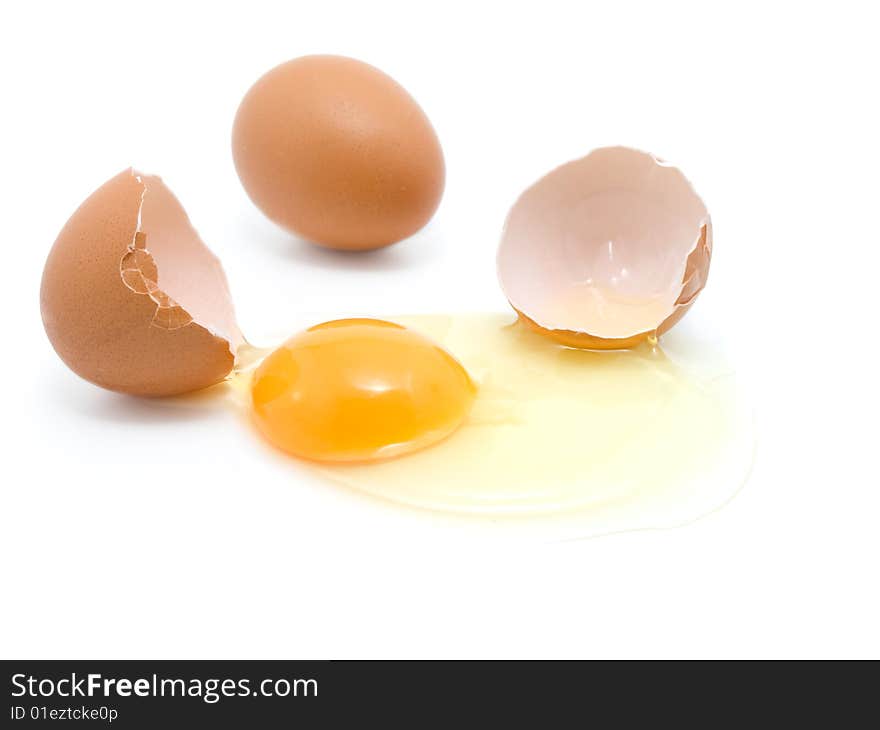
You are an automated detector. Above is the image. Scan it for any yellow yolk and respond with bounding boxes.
[250,319,477,463]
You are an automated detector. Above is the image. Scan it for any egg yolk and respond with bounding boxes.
[250,319,477,463]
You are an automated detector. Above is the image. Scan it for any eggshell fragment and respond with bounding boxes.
[497,147,712,349]
[41,169,243,396]
[232,55,445,251]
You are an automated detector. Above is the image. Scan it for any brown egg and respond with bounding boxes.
[232,55,445,251]
[497,147,712,349]
[41,169,243,396]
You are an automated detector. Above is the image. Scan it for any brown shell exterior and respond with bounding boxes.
[40,170,234,396]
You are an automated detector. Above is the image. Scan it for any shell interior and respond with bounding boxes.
[497,147,711,343]
[125,170,243,350]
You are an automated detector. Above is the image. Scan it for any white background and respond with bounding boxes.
[2,1,878,658]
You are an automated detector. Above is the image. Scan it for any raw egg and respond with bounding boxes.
[232,55,445,251]
[40,169,242,396]
[250,319,476,462]
[303,314,753,538]
[498,147,712,349]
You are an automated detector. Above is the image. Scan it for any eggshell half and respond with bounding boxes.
[232,55,445,251]
[497,147,712,349]
[40,169,242,396]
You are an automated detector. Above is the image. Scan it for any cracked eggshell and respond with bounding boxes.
[232,55,445,251]
[40,169,243,396]
[497,147,712,349]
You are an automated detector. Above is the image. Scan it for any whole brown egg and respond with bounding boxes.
[232,55,445,251]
